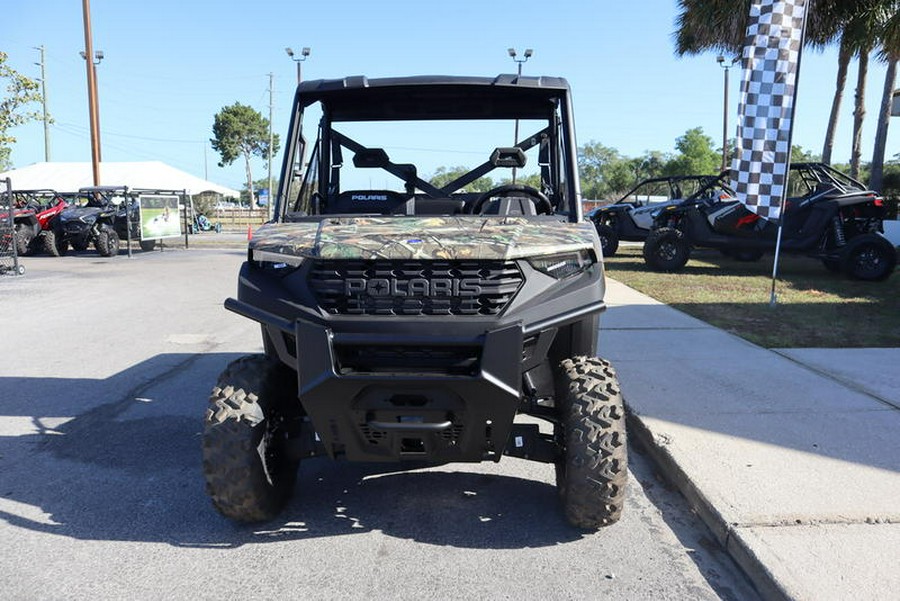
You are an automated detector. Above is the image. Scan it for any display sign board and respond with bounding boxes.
[139,195,181,240]
[892,89,900,117]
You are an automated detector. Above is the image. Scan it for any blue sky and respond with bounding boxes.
[4,0,897,192]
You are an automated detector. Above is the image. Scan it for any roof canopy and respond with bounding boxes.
[0,161,240,197]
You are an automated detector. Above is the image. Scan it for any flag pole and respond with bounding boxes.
[769,0,810,307]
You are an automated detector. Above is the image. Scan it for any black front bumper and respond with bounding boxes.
[291,318,523,462]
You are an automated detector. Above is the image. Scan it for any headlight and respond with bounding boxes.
[252,249,304,276]
[527,249,594,279]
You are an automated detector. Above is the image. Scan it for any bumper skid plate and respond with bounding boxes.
[295,319,524,462]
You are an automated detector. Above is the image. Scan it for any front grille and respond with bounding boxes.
[309,260,523,316]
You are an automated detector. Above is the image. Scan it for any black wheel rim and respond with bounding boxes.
[852,245,885,278]
[657,239,677,261]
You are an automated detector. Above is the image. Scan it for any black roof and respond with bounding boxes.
[294,74,572,121]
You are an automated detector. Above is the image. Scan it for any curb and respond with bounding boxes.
[625,409,791,601]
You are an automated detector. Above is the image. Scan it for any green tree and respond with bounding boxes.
[629,150,670,182]
[211,103,279,207]
[791,145,821,163]
[428,166,494,192]
[664,127,720,176]
[0,51,43,170]
[239,177,281,206]
[578,142,634,200]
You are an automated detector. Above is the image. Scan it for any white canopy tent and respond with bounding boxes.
[0,161,240,197]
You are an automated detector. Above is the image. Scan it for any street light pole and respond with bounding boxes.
[717,55,738,173]
[285,47,311,196]
[285,46,311,85]
[267,72,274,219]
[508,47,533,184]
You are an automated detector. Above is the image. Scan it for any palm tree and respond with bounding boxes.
[674,1,886,178]
[869,3,900,191]
[813,0,859,165]
[675,1,846,163]
[674,0,749,57]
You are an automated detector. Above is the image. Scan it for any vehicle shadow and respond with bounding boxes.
[0,352,582,550]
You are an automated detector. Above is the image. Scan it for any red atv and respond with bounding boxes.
[7,190,70,256]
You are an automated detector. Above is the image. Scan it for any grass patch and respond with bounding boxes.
[604,244,900,348]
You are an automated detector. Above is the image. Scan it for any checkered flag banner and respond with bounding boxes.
[730,0,808,222]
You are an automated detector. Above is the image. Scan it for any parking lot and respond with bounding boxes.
[0,249,756,600]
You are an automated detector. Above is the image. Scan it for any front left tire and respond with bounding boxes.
[555,356,628,529]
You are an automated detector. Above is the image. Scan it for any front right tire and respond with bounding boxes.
[595,223,619,257]
[202,355,301,522]
[95,228,120,257]
[555,356,628,529]
[643,227,690,272]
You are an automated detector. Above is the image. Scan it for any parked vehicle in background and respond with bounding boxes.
[643,163,896,281]
[54,186,187,254]
[4,190,71,256]
[587,175,730,257]
[53,188,120,257]
[190,213,221,233]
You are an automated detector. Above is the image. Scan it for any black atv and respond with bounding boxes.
[202,74,628,530]
[53,189,120,257]
[588,174,729,257]
[642,163,897,281]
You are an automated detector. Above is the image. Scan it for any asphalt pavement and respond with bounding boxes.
[3,232,898,600]
[0,247,758,601]
[144,231,900,599]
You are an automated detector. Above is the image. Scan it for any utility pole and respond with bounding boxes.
[33,45,50,162]
[81,0,102,185]
[267,72,274,219]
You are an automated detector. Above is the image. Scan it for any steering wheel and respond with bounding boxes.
[470,184,553,215]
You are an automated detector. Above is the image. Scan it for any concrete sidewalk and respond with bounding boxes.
[601,278,900,601]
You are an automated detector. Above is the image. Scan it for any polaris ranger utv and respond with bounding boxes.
[202,75,627,529]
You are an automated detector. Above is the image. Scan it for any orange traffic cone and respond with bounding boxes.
[247,225,253,241]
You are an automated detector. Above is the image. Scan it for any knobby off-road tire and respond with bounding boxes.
[555,356,628,529]
[13,225,31,257]
[94,228,119,257]
[52,231,70,255]
[840,234,897,281]
[202,354,300,522]
[42,230,61,257]
[643,227,690,272]
[595,223,619,257]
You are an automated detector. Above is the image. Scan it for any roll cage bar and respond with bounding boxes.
[275,75,582,221]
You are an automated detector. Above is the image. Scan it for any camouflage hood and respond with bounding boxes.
[251,216,599,261]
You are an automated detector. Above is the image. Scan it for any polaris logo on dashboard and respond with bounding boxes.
[351,194,389,201]
[345,278,483,297]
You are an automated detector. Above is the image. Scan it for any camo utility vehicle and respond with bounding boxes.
[202,75,627,529]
